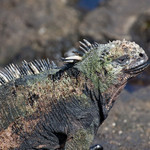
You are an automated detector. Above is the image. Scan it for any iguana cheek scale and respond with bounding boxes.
[0,39,149,149]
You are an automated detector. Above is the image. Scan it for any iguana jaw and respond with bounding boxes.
[104,60,149,110]
[124,61,149,75]
[105,60,149,111]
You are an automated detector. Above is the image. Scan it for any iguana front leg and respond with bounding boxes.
[65,127,95,150]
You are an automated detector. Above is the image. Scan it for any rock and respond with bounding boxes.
[0,0,80,66]
[130,11,150,58]
[95,86,150,150]
[79,0,150,42]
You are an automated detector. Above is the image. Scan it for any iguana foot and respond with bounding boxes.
[90,144,103,150]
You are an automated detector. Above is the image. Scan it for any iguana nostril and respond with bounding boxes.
[139,53,144,57]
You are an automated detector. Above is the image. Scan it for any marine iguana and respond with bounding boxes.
[0,39,149,150]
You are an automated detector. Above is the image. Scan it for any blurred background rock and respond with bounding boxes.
[0,0,150,149]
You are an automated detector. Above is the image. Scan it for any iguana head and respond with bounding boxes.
[65,39,149,110]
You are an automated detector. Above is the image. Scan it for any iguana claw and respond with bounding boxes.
[90,144,103,150]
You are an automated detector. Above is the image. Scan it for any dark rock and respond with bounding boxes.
[130,12,150,58]
[95,86,150,150]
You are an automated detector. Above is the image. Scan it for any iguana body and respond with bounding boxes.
[0,40,149,150]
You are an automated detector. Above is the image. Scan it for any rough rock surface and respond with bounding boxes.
[94,86,150,150]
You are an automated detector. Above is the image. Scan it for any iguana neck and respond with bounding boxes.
[67,66,109,123]
[73,62,127,113]
[74,55,116,94]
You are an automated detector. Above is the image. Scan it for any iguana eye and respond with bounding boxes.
[115,55,129,64]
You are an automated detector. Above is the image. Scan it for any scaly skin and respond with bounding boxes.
[0,40,149,149]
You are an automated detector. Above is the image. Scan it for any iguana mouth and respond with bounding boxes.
[125,61,149,74]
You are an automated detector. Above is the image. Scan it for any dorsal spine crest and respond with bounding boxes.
[0,59,58,85]
[0,39,101,86]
